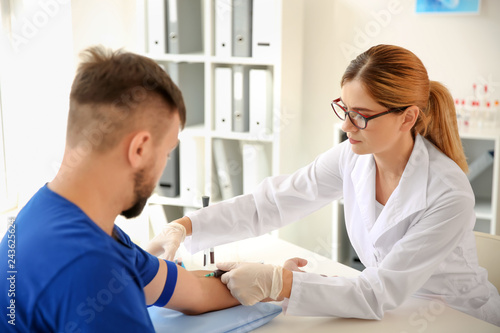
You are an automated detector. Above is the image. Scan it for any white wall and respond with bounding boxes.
[71,0,142,59]
[0,0,74,207]
[0,0,142,210]
[279,0,500,257]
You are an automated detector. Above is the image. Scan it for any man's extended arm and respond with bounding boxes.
[144,258,240,314]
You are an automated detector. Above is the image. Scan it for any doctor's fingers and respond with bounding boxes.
[217,261,240,273]
[219,265,246,285]
[283,257,308,272]
[225,279,261,306]
[158,245,178,261]
[219,271,250,304]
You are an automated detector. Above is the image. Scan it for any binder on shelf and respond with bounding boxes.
[232,65,250,132]
[252,0,277,59]
[156,146,180,197]
[232,0,253,57]
[241,142,270,194]
[215,0,232,57]
[166,0,203,54]
[179,137,205,204]
[249,68,273,136]
[467,150,494,182]
[214,67,233,133]
[166,62,205,127]
[213,139,243,200]
[147,0,167,54]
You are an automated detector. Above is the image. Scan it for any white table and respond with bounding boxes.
[176,234,500,333]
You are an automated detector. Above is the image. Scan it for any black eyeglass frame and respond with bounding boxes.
[331,98,409,130]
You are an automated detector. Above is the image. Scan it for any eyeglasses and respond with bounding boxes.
[331,98,408,130]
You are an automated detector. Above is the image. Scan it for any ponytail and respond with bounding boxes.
[414,81,468,173]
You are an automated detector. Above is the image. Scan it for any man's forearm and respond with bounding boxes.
[179,270,240,315]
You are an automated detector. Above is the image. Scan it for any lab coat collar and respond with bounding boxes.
[351,135,429,244]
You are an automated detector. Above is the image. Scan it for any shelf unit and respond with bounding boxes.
[331,123,500,266]
[458,125,500,235]
[138,0,305,222]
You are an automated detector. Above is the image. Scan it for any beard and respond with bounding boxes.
[120,168,156,219]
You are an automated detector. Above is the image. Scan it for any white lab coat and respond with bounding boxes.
[186,134,500,326]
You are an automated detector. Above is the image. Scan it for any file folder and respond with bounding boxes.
[467,150,494,181]
[156,146,180,197]
[214,67,233,133]
[232,65,250,132]
[252,0,277,59]
[213,139,243,200]
[147,0,167,54]
[215,0,232,57]
[249,68,273,136]
[166,62,204,127]
[241,142,270,194]
[166,0,203,54]
[232,0,253,57]
[179,137,205,204]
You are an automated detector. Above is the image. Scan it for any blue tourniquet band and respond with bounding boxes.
[153,260,178,307]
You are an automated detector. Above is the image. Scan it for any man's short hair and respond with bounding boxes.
[67,45,186,152]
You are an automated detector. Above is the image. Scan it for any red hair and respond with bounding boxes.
[341,44,467,173]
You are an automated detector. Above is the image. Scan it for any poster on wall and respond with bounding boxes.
[415,0,481,14]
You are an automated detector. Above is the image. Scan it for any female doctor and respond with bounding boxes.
[146,44,500,326]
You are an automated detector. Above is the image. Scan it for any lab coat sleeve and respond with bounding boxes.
[285,188,475,319]
[184,142,349,254]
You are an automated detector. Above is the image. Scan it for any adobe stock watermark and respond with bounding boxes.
[9,0,70,53]
[5,217,16,327]
[52,75,160,184]
[339,0,404,60]
[184,104,297,207]
[58,267,135,332]
[402,298,446,333]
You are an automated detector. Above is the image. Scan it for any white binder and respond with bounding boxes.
[213,139,243,200]
[241,142,270,194]
[147,0,167,54]
[215,67,233,133]
[166,0,203,54]
[232,0,252,57]
[215,0,232,57]
[179,137,205,204]
[249,68,273,136]
[252,0,277,59]
[232,65,250,132]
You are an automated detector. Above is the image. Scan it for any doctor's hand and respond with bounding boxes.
[144,222,186,260]
[217,262,286,306]
[283,257,308,272]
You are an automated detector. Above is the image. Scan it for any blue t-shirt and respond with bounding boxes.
[0,184,173,332]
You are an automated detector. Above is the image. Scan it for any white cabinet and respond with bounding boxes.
[139,0,305,222]
[459,126,500,235]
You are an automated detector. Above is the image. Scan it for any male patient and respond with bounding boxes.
[0,46,239,332]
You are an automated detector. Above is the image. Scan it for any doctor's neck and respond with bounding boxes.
[373,133,415,179]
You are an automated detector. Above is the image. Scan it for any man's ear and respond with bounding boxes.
[127,131,152,169]
[401,106,419,132]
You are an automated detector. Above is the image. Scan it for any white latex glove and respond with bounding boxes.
[217,262,283,306]
[144,222,186,260]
